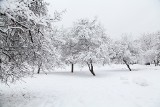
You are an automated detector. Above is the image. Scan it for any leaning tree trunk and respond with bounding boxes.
[123,59,131,71]
[87,61,96,76]
[90,63,95,76]
[71,63,74,73]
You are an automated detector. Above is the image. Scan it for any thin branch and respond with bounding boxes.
[11,19,28,29]
[0,29,7,35]
[38,29,44,36]
[29,30,34,43]
[2,52,11,61]
[9,27,24,32]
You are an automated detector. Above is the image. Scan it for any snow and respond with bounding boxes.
[1,64,160,107]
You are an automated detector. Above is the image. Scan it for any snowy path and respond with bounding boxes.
[1,64,160,107]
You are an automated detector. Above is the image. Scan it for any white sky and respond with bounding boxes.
[47,0,160,39]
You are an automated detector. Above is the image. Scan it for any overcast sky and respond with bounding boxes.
[47,0,160,39]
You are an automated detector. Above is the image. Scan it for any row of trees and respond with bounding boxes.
[0,0,160,83]
[60,26,160,74]
[58,20,160,75]
[109,32,160,71]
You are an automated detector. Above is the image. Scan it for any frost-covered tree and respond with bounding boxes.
[0,0,62,83]
[110,35,140,71]
[140,32,160,65]
[69,18,110,76]
[60,29,79,73]
[143,49,158,65]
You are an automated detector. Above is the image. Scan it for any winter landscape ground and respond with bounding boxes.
[0,0,160,107]
[0,64,160,107]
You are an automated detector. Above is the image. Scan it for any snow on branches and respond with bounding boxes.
[61,18,111,75]
[0,0,62,83]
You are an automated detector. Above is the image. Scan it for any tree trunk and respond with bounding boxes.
[126,63,131,71]
[0,59,1,71]
[71,63,74,73]
[123,59,131,71]
[154,60,157,66]
[90,63,96,76]
[37,66,41,74]
[87,62,96,76]
[37,62,42,74]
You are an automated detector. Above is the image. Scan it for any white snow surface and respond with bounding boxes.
[1,64,160,107]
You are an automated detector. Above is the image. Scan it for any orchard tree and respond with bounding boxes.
[70,18,110,76]
[140,32,160,65]
[61,29,79,73]
[0,0,62,83]
[143,49,159,65]
[110,35,140,71]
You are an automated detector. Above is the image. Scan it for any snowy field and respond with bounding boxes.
[0,64,160,107]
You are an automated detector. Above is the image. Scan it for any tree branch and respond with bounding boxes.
[0,29,7,35]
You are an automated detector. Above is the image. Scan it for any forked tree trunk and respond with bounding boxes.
[87,62,96,76]
[71,63,74,73]
[123,59,131,71]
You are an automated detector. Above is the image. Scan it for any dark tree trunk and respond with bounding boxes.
[37,66,41,74]
[37,62,42,74]
[90,63,95,76]
[87,62,96,76]
[71,63,74,73]
[29,30,34,43]
[123,59,131,71]
[126,64,131,71]
[0,59,1,70]
[154,60,157,66]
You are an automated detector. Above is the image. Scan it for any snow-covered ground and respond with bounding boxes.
[1,64,160,107]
